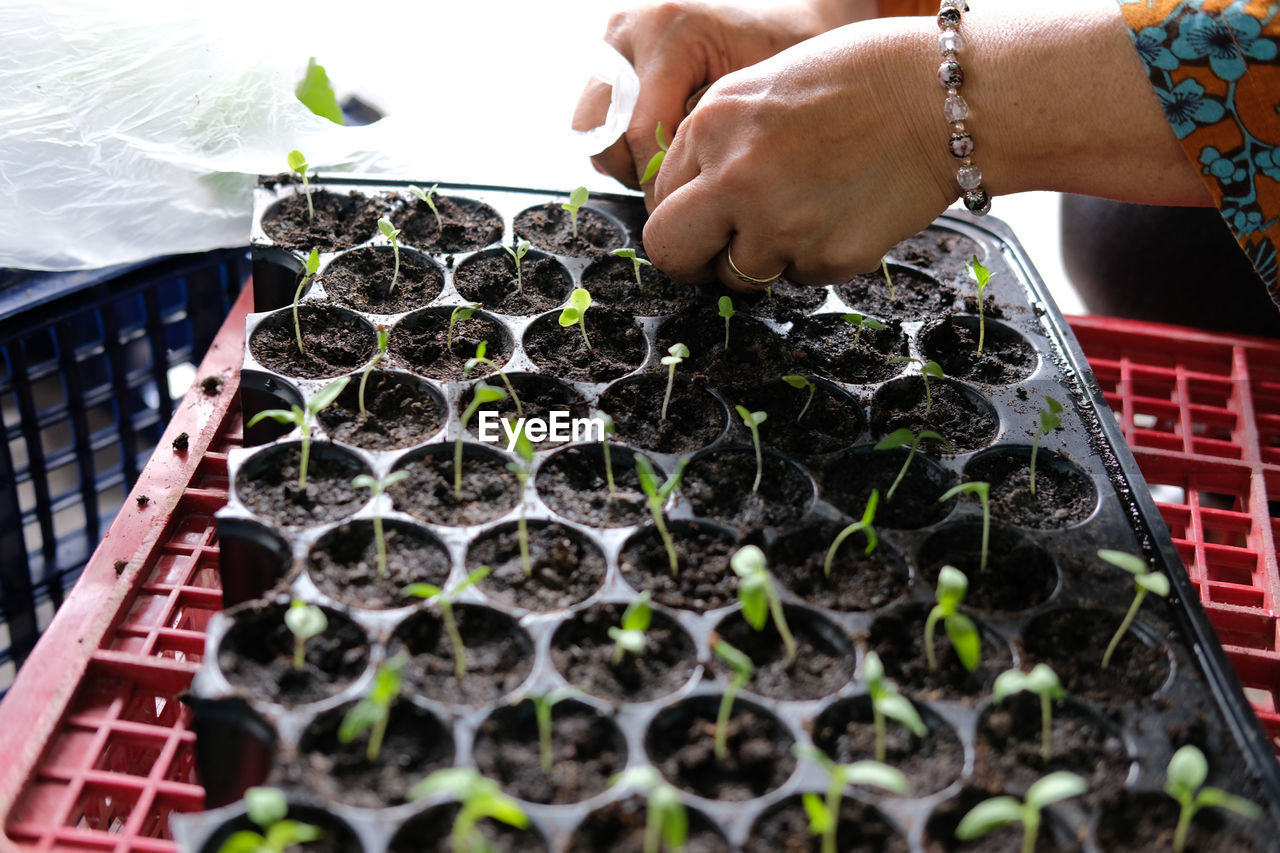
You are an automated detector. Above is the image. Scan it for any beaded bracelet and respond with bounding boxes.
[936,0,991,215]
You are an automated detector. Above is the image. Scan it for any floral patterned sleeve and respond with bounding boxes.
[1119,0,1280,304]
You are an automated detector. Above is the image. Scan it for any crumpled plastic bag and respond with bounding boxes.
[0,0,400,270]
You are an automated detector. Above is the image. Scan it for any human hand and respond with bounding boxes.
[571,1,867,208]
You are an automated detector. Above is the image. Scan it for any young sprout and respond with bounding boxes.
[1165,744,1262,853]
[889,356,945,418]
[823,489,879,578]
[246,376,349,490]
[408,183,442,231]
[337,652,406,761]
[378,216,402,295]
[1029,395,1064,495]
[881,258,896,301]
[561,186,589,239]
[711,636,755,760]
[506,424,535,577]
[863,650,928,763]
[403,566,491,680]
[841,312,886,350]
[559,287,594,351]
[610,766,687,853]
[794,745,909,853]
[1098,549,1170,669]
[718,296,735,350]
[608,590,653,664]
[730,545,797,663]
[924,565,980,673]
[611,247,652,285]
[409,767,528,853]
[783,374,816,423]
[284,599,327,672]
[526,686,580,774]
[447,303,478,353]
[938,481,991,573]
[504,239,532,294]
[456,382,507,500]
[599,413,618,497]
[660,343,689,421]
[966,255,994,356]
[286,149,314,220]
[634,455,687,576]
[956,771,1088,853]
[734,405,769,492]
[640,122,669,184]
[463,340,522,417]
[351,470,411,579]
[291,248,320,356]
[993,663,1064,762]
[216,786,322,853]
[357,325,389,418]
[876,427,951,502]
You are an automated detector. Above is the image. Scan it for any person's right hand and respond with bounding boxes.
[572,1,867,209]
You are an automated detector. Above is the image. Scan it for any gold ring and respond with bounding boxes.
[726,245,782,286]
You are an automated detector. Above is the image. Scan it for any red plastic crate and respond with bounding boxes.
[0,300,1277,852]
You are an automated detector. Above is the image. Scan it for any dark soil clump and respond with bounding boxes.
[249,305,375,380]
[391,605,534,706]
[453,250,571,314]
[711,608,854,701]
[515,201,623,255]
[682,447,814,528]
[261,189,384,252]
[789,312,908,384]
[837,261,958,321]
[316,371,444,450]
[390,308,511,381]
[550,603,698,703]
[582,253,699,314]
[235,443,368,528]
[619,522,740,612]
[524,306,647,382]
[306,519,450,610]
[389,445,519,526]
[320,246,443,314]
[469,521,606,612]
[600,375,726,453]
[871,376,999,452]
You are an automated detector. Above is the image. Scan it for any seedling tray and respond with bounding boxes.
[180,177,1280,851]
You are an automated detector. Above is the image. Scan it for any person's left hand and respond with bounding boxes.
[644,17,957,291]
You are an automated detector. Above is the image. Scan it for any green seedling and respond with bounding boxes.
[730,545,796,663]
[610,766,687,853]
[447,303,478,353]
[823,489,879,578]
[876,427,951,502]
[634,454,687,576]
[562,186,589,239]
[718,296,735,350]
[994,664,1064,762]
[464,340,522,417]
[938,481,991,573]
[506,424,535,577]
[611,247,652,285]
[734,405,768,493]
[955,771,1088,853]
[841,312,886,350]
[782,374,816,423]
[357,324,389,418]
[286,149,314,220]
[409,767,528,853]
[455,382,507,500]
[608,590,653,664]
[711,636,755,760]
[291,248,320,356]
[295,57,343,124]
[409,183,442,231]
[863,650,928,763]
[403,566,491,680]
[924,565,980,673]
[246,376,349,490]
[526,686,580,774]
[337,652,406,761]
[559,287,594,351]
[504,239,532,294]
[599,413,618,496]
[1165,744,1261,853]
[378,217,402,294]
[881,258,896,301]
[1098,549,1170,669]
[794,745,909,853]
[215,786,322,853]
[889,357,944,418]
[641,122,669,184]
[351,469,410,579]
[660,343,689,422]
[966,255,994,356]
[1030,395,1064,495]
[284,599,327,671]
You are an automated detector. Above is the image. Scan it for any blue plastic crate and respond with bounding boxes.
[0,249,248,691]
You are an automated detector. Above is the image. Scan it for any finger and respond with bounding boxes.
[717,239,789,293]
[643,173,735,284]
[573,79,643,190]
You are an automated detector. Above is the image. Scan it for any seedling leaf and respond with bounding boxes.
[640,122,669,184]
